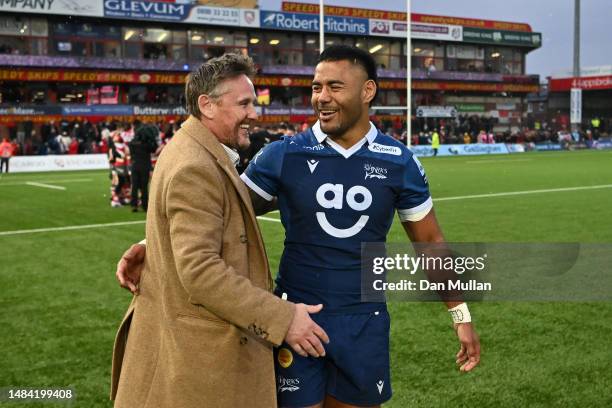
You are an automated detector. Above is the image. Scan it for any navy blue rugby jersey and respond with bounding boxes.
[241,122,432,309]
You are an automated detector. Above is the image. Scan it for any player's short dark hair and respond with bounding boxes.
[318,45,378,103]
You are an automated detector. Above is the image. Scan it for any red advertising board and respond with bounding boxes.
[0,69,187,84]
[281,2,532,31]
[549,76,612,91]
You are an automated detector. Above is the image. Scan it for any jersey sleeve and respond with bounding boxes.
[396,153,433,222]
[240,140,285,201]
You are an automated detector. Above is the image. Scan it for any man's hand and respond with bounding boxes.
[454,322,481,372]
[284,304,329,358]
[116,243,146,294]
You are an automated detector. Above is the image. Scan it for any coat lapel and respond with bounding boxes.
[179,116,261,238]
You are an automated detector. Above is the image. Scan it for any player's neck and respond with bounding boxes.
[328,120,371,149]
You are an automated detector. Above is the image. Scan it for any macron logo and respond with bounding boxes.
[307,160,319,173]
[368,143,401,156]
[377,380,384,395]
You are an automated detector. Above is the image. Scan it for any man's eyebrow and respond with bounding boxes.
[311,80,345,86]
[237,96,255,103]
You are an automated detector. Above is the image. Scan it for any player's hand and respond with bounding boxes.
[116,243,146,294]
[284,303,330,358]
[454,322,480,372]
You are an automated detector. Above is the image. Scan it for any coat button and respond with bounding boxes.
[240,234,248,243]
[240,336,248,345]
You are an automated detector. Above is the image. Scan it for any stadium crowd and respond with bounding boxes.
[3,114,610,160]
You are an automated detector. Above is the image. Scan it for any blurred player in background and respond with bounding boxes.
[0,137,14,173]
[128,124,159,212]
[108,132,130,207]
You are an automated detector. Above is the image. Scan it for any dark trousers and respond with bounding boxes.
[0,157,9,173]
[131,167,150,210]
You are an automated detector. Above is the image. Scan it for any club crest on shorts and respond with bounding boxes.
[277,347,293,368]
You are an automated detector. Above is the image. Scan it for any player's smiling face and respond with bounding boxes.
[311,60,371,137]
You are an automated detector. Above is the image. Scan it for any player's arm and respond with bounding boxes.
[246,186,278,216]
[402,210,481,372]
[402,210,462,310]
[240,140,284,215]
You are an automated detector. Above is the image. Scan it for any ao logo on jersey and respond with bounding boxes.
[315,183,372,238]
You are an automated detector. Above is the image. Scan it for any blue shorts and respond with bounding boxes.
[274,309,392,407]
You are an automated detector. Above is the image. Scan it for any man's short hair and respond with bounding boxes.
[317,45,378,103]
[185,53,256,119]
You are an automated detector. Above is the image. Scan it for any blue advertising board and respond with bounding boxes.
[260,10,368,35]
[594,140,612,149]
[410,143,510,157]
[62,105,134,116]
[533,143,563,151]
[104,0,192,22]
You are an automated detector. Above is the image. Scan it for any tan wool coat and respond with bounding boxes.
[111,116,295,408]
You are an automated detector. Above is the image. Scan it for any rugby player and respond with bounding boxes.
[240,45,480,407]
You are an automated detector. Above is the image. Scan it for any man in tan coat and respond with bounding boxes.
[111,54,329,408]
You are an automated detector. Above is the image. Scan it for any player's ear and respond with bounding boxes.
[198,94,215,120]
[362,80,376,105]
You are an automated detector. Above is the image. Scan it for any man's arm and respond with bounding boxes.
[402,209,481,372]
[247,186,278,216]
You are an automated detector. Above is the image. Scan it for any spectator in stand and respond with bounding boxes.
[121,122,135,144]
[284,124,296,137]
[477,130,487,144]
[431,128,440,157]
[128,124,159,212]
[268,124,284,141]
[487,132,495,144]
[463,132,471,144]
[590,117,601,139]
[68,136,79,155]
[391,129,402,142]
[237,125,270,174]
[0,137,14,173]
[60,131,71,153]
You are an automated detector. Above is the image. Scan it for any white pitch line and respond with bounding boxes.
[0,178,92,187]
[434,184,612,202]
[0,217,281,237]
[3,184,610,234]
[0,220,145,237]
[466,159,532,164]
[25,181,66,190]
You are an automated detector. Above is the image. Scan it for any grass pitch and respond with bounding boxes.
[1,150,611,407]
